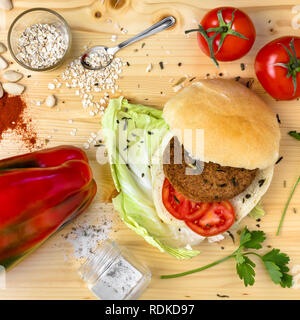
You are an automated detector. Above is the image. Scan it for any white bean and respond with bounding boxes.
[3,70,23,82]
[3,83,25,95]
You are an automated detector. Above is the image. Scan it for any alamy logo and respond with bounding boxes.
[0,265,6,290]
[96,128,205,175]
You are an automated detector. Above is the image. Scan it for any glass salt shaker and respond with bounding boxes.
[78,240,151,300]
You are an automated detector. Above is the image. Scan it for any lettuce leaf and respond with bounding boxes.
[249,201,265,219]
[102,97,200,259]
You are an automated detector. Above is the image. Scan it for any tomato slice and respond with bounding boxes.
[162,178,210,221]
[162,178,235,236]
[185,201,235,237]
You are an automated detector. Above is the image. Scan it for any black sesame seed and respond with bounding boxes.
[240,63,246,71]
[258,179,265,187]
[227,231,235,243]
[245,194,251,199]
[275,156,283,164]
[189,77,196,82]
[159,61,164,70]
[234,76,240,81]
[217,294,229,298]
[126,62,130,66]
[178,62,182,66]
[246,79,254,88]
[276,114,281,124]
[95,11,101,18]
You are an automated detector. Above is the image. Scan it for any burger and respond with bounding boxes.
[102,79,280,258]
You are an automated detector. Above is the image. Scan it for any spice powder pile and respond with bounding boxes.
[0,93,37,150]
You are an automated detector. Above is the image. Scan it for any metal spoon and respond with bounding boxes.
[81,16,176,70]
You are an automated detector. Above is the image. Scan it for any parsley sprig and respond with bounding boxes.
[161,227,292,288]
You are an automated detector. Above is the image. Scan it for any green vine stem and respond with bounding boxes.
[272,38,300,96]
[276,175,300,236]
[160,254,235,279]
[185,9,248,68]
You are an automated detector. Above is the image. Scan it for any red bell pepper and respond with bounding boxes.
[0,146,97,269]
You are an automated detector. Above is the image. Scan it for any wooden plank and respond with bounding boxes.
[0,0,299,300]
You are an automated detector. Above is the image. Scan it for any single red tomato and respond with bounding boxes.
[255,36,300,100]
[185,7,255,67]
[185,201,235,237]
[162,178,210,221]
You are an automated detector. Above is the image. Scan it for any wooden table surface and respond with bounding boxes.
[0,0,299,300]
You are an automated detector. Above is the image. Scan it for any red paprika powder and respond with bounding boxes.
[0,93,37,150]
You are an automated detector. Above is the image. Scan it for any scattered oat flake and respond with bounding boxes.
[83,142,90,150]
[111,35,118,42]
[48,83,55,90]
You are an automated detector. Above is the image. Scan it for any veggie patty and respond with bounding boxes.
[163,137,258,202]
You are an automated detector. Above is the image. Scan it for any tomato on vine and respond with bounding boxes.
[185,7,256,67]
[255,37,300,100]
